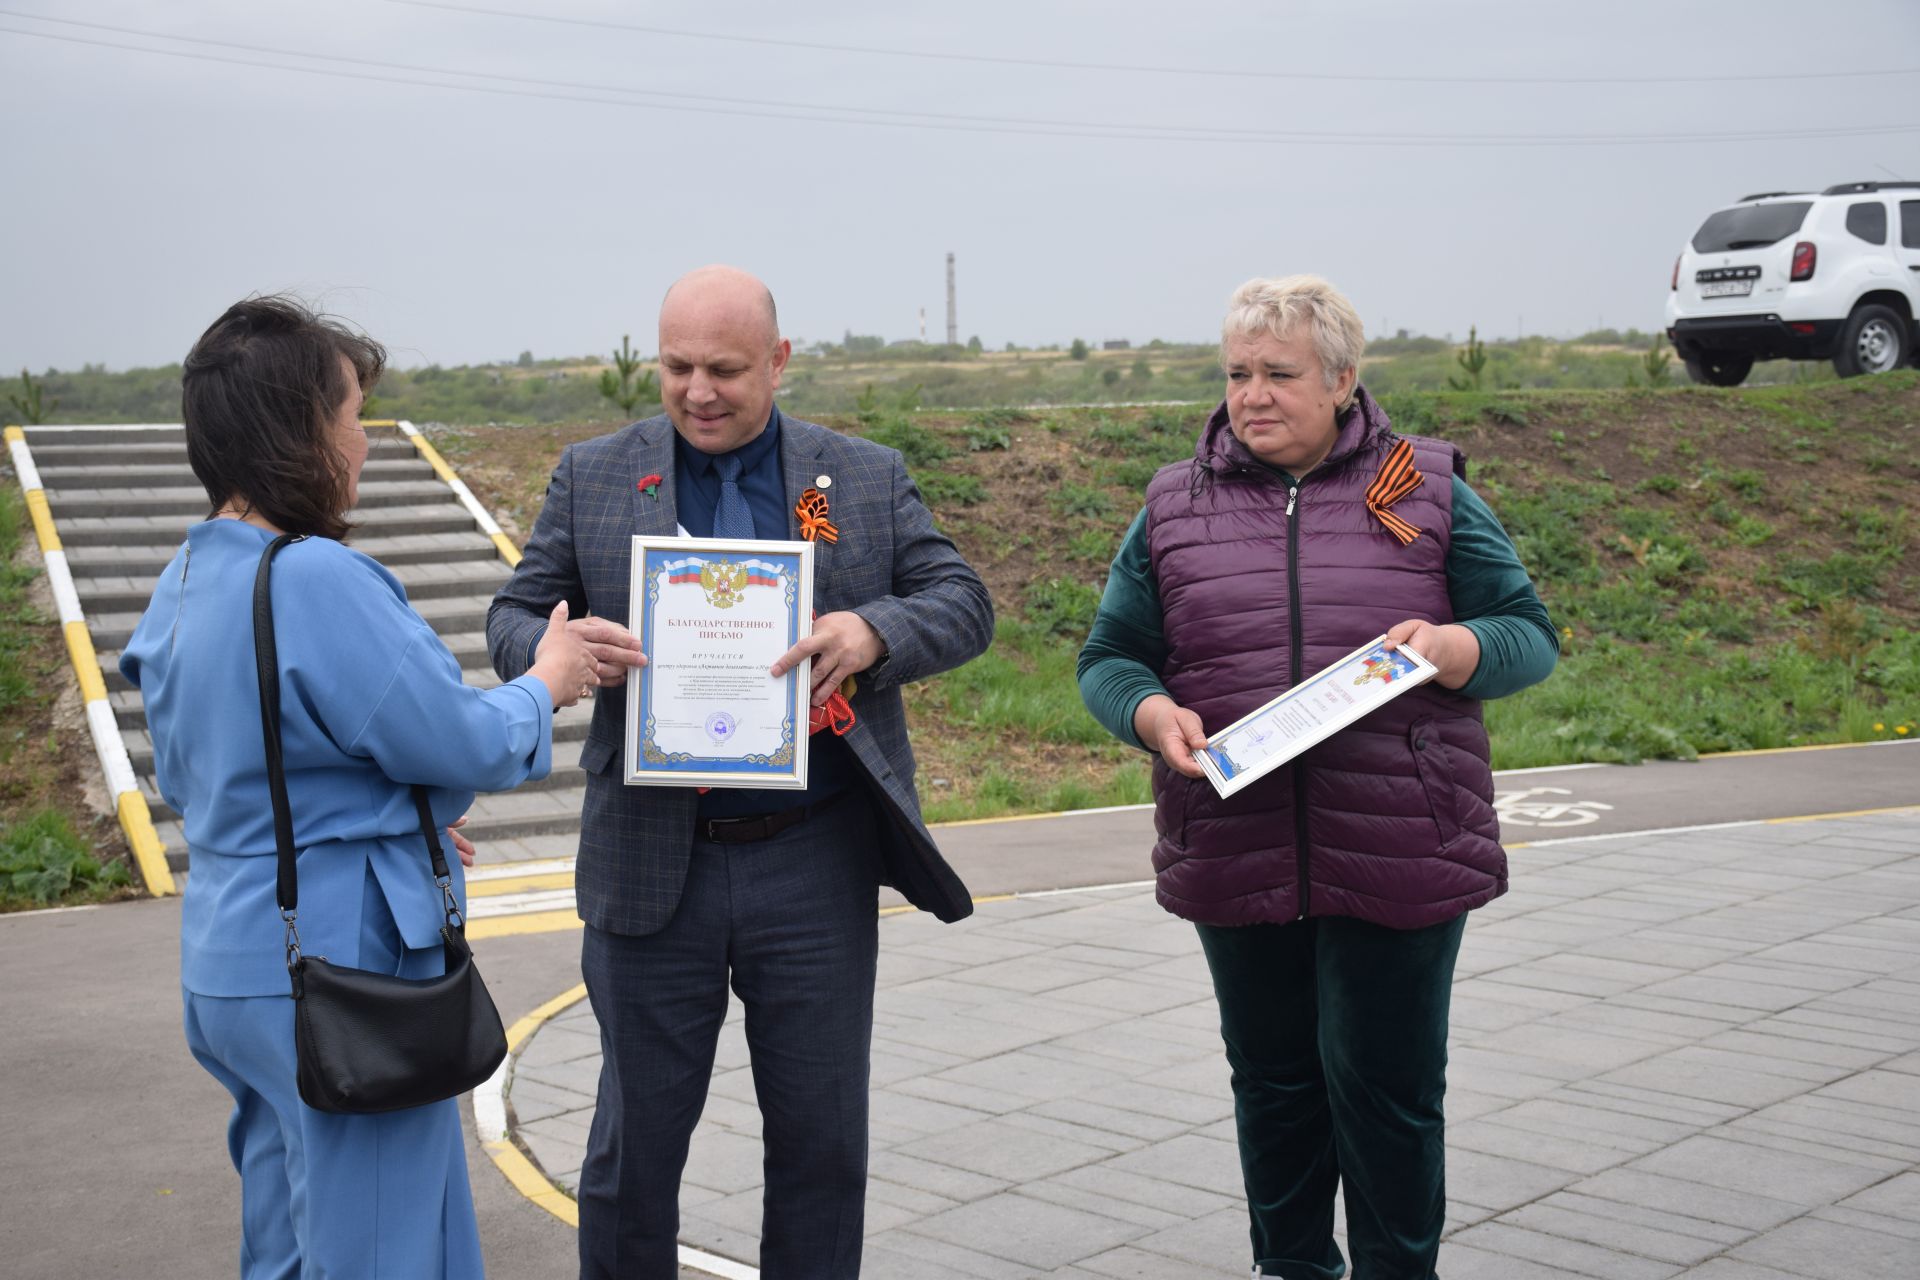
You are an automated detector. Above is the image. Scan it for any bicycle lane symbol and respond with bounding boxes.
[1494,786,1616,828]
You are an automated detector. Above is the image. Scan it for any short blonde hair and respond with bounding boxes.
[1221,274,1366,409]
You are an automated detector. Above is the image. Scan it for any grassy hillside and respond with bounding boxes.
[434,373,1920,822]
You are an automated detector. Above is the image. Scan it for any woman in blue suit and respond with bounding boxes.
[121,296,601,1278]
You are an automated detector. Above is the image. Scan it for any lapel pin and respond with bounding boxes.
[814,474,832,490]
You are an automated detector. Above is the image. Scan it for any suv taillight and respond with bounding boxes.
[1790,241,1816,281]
[1671,256,1680,291]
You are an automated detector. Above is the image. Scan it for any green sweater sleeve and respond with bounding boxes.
[1075,479,1558,749]
[1075,508,1166,750]
[1449,476,1561,701]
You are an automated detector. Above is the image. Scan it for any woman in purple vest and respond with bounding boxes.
[1078,275,1558,1279]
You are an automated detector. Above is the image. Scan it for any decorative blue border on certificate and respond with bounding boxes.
[634,545,802,778]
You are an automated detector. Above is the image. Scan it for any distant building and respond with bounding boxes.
[1101,339,1132,351]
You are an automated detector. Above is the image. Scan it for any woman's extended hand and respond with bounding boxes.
[531,600,602,708]
[1134,694,1209,779]
[1383,620,1482,690]
[447,816,476,868]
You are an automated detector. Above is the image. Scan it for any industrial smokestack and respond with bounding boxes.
[945,252,957,347]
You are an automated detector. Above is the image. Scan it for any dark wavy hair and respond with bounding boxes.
[181,295,386,541]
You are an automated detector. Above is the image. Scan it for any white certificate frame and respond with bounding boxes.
[624,536,814,789]
[1196,635,1438,800]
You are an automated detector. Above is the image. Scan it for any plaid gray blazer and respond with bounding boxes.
[487,413,994,935]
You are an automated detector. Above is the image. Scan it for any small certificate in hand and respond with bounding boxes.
[1197,635,1438,800]
[624,536,814,789]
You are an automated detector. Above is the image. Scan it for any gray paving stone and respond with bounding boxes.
[1671,1260,1809,1280]
[1435,1240,1606,1278]
[1098,1134,1244,1199]
[1451,1221,1684,1279]
[1597,1049,1825,1110]
[1075,1244,1227,1279]
[1506,1194,1745,1260]
[1449,1117,1640,1176]
[862,1231,1044,1279]
[1728,1214,1916,1279]
[906,1192,1147,1271]
[892,1116,1114,1183]
[1052,1160,1236,1218]
[1120,1205,1251,1270]
[1448,1147,1582,1214]
[1626,1135,1888,1209]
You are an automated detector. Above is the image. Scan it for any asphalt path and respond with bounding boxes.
[1,739,1914,1278]
[917,739,1920,904]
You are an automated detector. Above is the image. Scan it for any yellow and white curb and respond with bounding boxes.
[390,419,523,567]
[4,425,173,895]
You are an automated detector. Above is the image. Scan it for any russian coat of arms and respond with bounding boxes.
[699,560,750,610]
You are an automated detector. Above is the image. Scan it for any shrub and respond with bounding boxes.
[917,472,986,507]
[1023,577,1104,638]
[1,810,130,907]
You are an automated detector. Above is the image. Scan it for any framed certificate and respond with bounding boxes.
[1197,635,1438,800]
[624,536,814,788]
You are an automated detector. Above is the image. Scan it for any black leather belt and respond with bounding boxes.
[698,790,845,845]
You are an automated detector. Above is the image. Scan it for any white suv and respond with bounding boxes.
[1664,181,1920,385]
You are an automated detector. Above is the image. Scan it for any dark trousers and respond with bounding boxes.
[576,797,881,1280]
[1195,912,1467,1280]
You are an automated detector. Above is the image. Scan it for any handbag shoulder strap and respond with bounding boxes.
[252,535,455,926]
[253,533,304,915]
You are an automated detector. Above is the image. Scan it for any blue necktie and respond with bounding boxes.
[713,453,756,540]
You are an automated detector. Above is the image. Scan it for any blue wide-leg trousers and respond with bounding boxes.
[181,893,484,1278]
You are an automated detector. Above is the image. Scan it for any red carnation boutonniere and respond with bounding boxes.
[637,473,663,499]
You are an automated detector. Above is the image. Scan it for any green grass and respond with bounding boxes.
[900,373,1920,820]
[0,808,131,908]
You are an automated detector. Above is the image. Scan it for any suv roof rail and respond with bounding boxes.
[1820,181,1920,195]
[1737,191,1808,202]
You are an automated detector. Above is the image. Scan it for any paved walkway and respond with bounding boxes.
[505,810,1920,1278]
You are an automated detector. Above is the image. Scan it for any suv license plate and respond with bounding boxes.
[1700,280,1754,297]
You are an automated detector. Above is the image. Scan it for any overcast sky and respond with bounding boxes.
[2,0,1916,372]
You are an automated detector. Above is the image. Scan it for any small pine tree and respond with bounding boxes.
[1642,335,1672,387]
[6,369,56,424]
[1445,326,1488,392]
[1068,338,1090,361]
[597,335,659,419]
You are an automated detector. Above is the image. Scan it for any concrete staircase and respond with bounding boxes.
[26,424,586,879]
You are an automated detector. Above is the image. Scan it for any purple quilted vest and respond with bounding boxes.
[1143,386,1505,930]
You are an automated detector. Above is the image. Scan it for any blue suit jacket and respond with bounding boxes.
[487,413,994,935]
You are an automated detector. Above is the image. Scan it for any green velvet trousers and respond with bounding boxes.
[1195,912,1467,1280]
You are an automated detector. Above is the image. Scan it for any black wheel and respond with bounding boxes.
[1683,351,1754,386]
[1832,304,1910,377]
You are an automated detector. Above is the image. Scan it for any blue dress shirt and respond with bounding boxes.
[673,408,854,820]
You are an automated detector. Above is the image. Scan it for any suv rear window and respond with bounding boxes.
[1692,202,1812,253]
[1846,201,1888,245]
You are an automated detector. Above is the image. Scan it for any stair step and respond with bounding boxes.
[71,560,512,614]
[25,436,419,467]
[46,479,455,520]
[141,774,590,830]
[54,503,490,548]
[110,683,596,737]
[35,457,432,489]
[64,530,502,578]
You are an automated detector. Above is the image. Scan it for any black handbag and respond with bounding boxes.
[254,533,508,1115]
